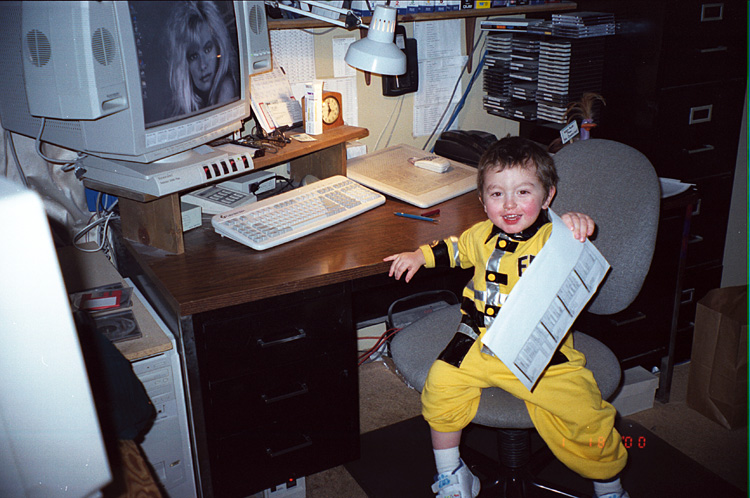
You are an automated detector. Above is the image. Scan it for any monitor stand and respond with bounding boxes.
[80,144,258,196]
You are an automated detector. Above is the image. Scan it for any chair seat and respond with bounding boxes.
[390,304,621,429]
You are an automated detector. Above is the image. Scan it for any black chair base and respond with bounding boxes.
[462,428,591,498]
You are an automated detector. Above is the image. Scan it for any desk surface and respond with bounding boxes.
[126,191,487,317]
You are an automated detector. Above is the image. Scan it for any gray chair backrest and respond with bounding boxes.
[550,139,660,315]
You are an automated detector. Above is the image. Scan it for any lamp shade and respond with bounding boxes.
[345,5,406,75]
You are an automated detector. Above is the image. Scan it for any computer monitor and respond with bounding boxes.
[0,1,271,195]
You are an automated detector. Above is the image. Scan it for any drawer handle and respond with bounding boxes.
[688,235,704,245]
[685,144,715,155]
[681,288,695,305]
[688,105,713,125]
[609,311,646,327]
[700,3,724,22]
[266,434,312,458]
[699,45,728,54]
[262,382,309,404]
[257,328,307,348]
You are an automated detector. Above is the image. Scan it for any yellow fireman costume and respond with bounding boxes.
[418,211,627,480]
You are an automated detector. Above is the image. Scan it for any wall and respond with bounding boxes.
[304,20,518,153]
[721,90,748,288]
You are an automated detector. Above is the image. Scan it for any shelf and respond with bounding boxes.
[268,3,576,73]
[267,3,578,30]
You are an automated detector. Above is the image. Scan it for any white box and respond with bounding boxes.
[220,170,276,195]
[305,81,323,135]
[611,366,659,416]
[346,141,367,159]
[180,202,202,232]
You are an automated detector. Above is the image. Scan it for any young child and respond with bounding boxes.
[384,136,629,498]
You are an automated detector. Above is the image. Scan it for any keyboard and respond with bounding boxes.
[212,175,385,250]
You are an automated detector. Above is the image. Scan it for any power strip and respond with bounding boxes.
[263,477,305,498]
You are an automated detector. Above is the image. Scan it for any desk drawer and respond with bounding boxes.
[199,287,353,381]
[210,408,359,497]
[206,350,356,437]
[651,80,745,180]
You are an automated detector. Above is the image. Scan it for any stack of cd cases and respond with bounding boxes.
[481,11,614,125]
[551,12,615,39]
[483,33,513,118]
[536,38,605,123]
[483,33,540,121]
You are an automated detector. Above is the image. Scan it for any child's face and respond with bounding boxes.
[481,164,555,234]
[187,23,219,93]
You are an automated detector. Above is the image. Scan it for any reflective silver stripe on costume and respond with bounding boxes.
[457,322,478,340]
[447,236,460,266]
[482,236,507,327]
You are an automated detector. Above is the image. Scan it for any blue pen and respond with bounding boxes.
[394,212,438,223]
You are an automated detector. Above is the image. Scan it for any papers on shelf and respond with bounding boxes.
[482,209,610,391]
[249,65,303,133]
[659,177,695,198]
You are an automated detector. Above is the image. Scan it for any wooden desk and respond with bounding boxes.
[116,190,486,497]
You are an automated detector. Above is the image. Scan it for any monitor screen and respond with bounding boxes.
[131,1,242,129]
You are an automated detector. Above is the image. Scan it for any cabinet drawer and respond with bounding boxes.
[651,80,745,179]
[679,263,723,329]
[687,174,734,266]
[660,1,747,86]
[199,288,353,381]
[676,263,723,363]
[210,411,359,497]
[206,350,356,437]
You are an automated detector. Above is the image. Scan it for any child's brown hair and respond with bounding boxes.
[477,136,559,202]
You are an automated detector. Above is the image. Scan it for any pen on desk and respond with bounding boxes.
[421,209,440,217]
[394,212,439,223]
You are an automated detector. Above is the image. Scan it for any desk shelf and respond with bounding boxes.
[88,126,368,255]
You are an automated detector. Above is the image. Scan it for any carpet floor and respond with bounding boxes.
[305,360,747,497]
[345,415,744,498]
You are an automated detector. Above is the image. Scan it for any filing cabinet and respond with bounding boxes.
[192,283,359,498]
[571,0,746,371]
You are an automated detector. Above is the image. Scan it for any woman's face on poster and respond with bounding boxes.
[186,22,219,93]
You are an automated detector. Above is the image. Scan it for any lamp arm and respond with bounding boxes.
[266,1,367,29]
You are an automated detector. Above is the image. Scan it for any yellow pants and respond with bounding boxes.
[421,337,628,480]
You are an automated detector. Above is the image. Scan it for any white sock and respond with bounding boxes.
[434,447,461,475]
[593,477,624,497]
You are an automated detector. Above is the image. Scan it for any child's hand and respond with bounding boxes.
[561,212,595,242]
[383,250,426,283]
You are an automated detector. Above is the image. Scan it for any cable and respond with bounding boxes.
[4,130,28,187]
[421,30,487,151]
[74,192,120,255]
[374,94,405,151]
[440,50,487,137]
[358,327,401,366]
[34,117,87,171]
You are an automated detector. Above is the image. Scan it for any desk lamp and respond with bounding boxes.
[266,1,407,76]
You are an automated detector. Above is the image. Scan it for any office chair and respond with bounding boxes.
[389,139,661,497]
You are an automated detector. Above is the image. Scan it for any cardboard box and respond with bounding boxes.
[611,366,658,416]
[687,286,748,429]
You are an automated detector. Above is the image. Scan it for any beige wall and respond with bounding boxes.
[303,19,518,153]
